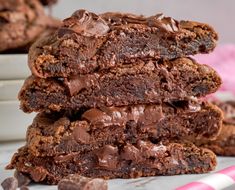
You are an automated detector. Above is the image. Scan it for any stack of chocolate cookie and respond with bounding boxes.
[7,10,223,184]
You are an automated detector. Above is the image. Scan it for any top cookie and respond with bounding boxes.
[29,9,218,78]
[0,0,61,53]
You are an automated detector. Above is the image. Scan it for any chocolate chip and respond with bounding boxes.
[73,122,91,144]
[30,167,47,182]
[63,10,110,37]
[58,174,107,190]
[95,145,118,169]
[121,144,141,162]
[14,171,31,187]
[137,140,166,158]
[58,28,75,38]
[1,177,18,190]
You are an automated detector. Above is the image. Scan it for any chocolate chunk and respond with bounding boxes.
[82,108,113,127]
[147,14,179,32]
[72,122,91,144]
[30,167,47,182]
[64,74,99,96]
[101,12,179,32]
[1,177,18,190]
[121,144,142,162]
[54,153,77,163]
[63,9,110,37]
[14,171,31,187]
[95,145,118,169]
[78,105,164,128]
[137,140,167,158]
[58,174,107,190]
[58,28,75,38]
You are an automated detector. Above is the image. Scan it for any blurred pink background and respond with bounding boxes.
[195,45,235,97]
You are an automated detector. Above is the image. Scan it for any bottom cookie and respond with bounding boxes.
[7,141,217,184]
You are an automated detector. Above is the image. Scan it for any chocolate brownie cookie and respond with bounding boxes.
[29,9,218,78]
[19,57,221,113]
[25,101,222,157]
[7,142,217,184]
[200,101,235,156]
[0,0,61,53]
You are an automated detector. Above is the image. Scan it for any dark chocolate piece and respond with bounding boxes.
[25,101,222,157]
[28,9,218,78]
[19,58,221,113]
[1,177,18,190]
[14,171,31,187]
[7,142,217,184]
[58,174,107,190]
[63,10,110,37]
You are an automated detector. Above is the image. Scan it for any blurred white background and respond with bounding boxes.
[52,0,235,44]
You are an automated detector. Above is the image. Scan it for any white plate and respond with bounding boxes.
[0,54,30,80]
[0,101,36,141]
[0,80,24,101]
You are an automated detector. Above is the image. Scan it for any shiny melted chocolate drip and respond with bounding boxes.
[100,12,179,32]
[94,141,167,169]
[81,105,164,128]
[64,74,99,96]
[61,9,110,37]
[59,9,179,38]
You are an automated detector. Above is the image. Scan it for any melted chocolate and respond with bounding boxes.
[95,141,167,169]
[121,144,142,162]
[95,145,118,169]
[61,10,179,39]
[82,105,164,128]
[58,174,107,190]
[137,140,166,158]
[63,9,110,37]
[100,12,179,32]
[72,122,91,144]
[54,153,79,163]
[64,74,99,96]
